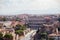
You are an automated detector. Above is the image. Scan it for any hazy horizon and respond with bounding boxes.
[0,0,60,15]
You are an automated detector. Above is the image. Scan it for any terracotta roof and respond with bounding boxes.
[44,16,51,20]
[11,21,25,27]
[49,33,60,37]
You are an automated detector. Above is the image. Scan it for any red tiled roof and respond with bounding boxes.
[11,21,25,27]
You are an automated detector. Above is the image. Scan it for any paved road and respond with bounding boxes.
[20,30,37,40]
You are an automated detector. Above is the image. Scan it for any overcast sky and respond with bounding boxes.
[0,0,60,15]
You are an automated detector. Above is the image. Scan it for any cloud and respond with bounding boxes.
[0,0,60,15]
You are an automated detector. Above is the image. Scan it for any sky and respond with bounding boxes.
[0,0,60,15]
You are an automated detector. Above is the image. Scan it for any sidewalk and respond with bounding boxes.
[25,30,35,37]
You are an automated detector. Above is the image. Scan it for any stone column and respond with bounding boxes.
[56,28,58,34]
[16,35,19,40]
[23,31,25,36]
[12,32,15,40]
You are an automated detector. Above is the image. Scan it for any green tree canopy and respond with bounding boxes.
[2,17,6,21]
[15,30,23,35]
[58,18,60,22]
[4,34,13,39]
[15,24,26,31]
[0,32,3,38]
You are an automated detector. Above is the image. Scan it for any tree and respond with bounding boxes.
[16,17,21,21]
[15,30,23,36]
[0,32,3,40]
[20,25,26,30]
[48,37,54,40]
[4,34,13,40]
[14,24,26,31]
[58,18,60,22]
[33,28,48,40]
[14,24,26,37]
[2,17,6,21]
[57,18,60,31]
[14,25,21,31]
[15,30,24,40]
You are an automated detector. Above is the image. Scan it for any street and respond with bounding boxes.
[20,30,37,40]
